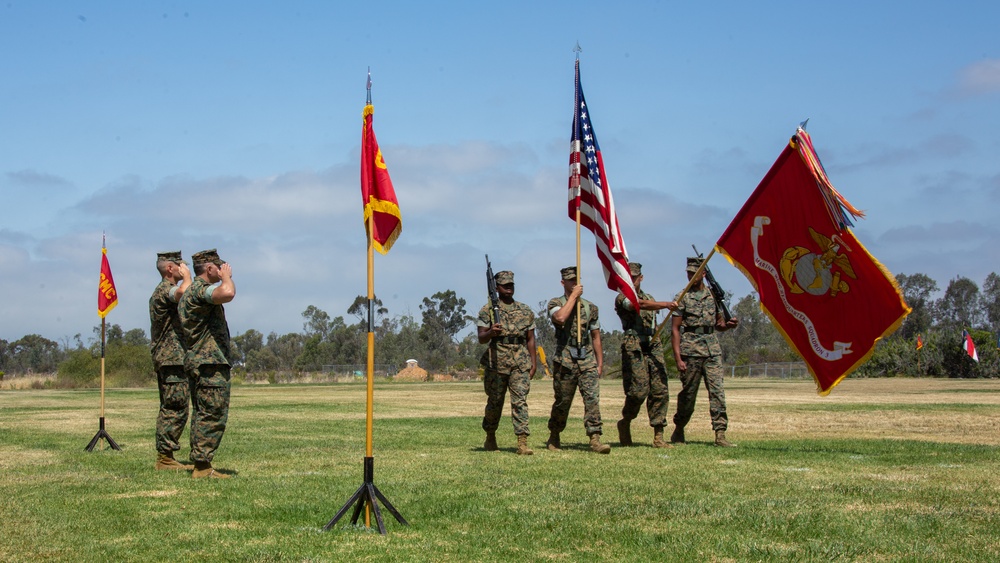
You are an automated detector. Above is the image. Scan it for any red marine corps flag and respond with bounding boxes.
[98,237,118,318]
[361,73,402,254]
[716,126,910,395]
[568,56,638,308]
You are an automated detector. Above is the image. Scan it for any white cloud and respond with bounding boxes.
[957,58,1000,96]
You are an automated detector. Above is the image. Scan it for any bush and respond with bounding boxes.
[57,349,100,386]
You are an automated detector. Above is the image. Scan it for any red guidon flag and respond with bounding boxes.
[962,330,978,362]
[98,244,118,318]
[568,59,638,308]
[361,100,402,254]
[716,127,910,394]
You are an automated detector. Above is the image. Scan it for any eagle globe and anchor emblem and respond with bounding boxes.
[779,227,857,297]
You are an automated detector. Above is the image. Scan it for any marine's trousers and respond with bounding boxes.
[620,344,669,427]
[482,367,531,436]
[189,364,231,464]
[547,359,603,436]
[155,365,190,454]
[673,355,728,432]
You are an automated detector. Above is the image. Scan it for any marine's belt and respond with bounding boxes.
[680,325,715,335]
[496,335,527,345]
[624,328,655,337]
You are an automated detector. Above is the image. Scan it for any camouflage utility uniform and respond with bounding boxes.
[476,299,535,436]
[672,286,728,432]
[178,276,232,464]
[615,288,669,429]
[547,295,604,437]
[150,277,190,455]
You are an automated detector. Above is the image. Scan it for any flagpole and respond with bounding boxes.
[364,215,375,528]
[100,318,106,419]
[325,73,407,534]
[652,248,717,340]
[86,235,120,451]
[575,209,583,344]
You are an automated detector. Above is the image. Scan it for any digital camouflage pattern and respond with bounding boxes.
[673,285,728,432]
[155,366,190,454]
[178,276,232,463]
[546,295,600,365]
[674,355,728,431]
[546,295,604,436]
[149,279,186,370]
[615,289,669,427]
[150,278,191,454]
[476,300,536,435]
[476,300,535,372]
[672,286,723,357]
[178,277,232,371]
[189,364,231,463]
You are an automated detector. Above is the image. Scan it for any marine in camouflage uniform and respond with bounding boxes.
[476,270,537,455]
[545,266,611,454]
[178,249,236,478]
[149,251,193,470]
[671,257,739,447]
[614,262,678,448]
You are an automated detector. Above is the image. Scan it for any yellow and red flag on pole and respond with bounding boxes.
[98,237,118,318]
[716,127,910,395]
[360,77,401,254]
[916,334,924,351]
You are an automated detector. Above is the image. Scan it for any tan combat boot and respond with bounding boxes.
[652,426,673,449]
[484,431,499,452]
[715,430,736,447]
[589,434,611,454]
[670,425,686,444]
[516,434,533,456]
[155,452,193,470]
[192,462,231,479]
[546,431,561,451]
[617,419,632,447]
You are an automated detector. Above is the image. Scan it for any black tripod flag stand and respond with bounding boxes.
[86,235,121,452]
[325,73,407,534]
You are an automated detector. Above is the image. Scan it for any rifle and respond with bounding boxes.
[485,255,500,368]
[692,245,733,322]
[485,255,500,323]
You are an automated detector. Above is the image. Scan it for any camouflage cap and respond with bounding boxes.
[494,270,514,284]
[560,266,577,281]
[628,262,642,277]
[157,251,184,265]
[686,257,704,273]
[192,249,224,267]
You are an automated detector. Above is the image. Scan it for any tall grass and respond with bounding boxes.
[1,378,998,561]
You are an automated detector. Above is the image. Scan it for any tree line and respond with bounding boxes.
[2,271,999,385]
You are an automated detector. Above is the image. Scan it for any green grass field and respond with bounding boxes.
[2,378,998,562]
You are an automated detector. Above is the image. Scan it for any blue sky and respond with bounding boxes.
[3,1,999,344]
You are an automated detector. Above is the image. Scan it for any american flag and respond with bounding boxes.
[568,59,638,308]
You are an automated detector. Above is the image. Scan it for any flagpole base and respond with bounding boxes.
[85,416,121,452]
[324,456,407,534]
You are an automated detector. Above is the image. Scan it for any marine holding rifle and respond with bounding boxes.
[476,269,537,455]
[671,256,739,447]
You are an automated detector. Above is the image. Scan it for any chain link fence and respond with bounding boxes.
[726,362,810,379]
[321,364,399,379]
